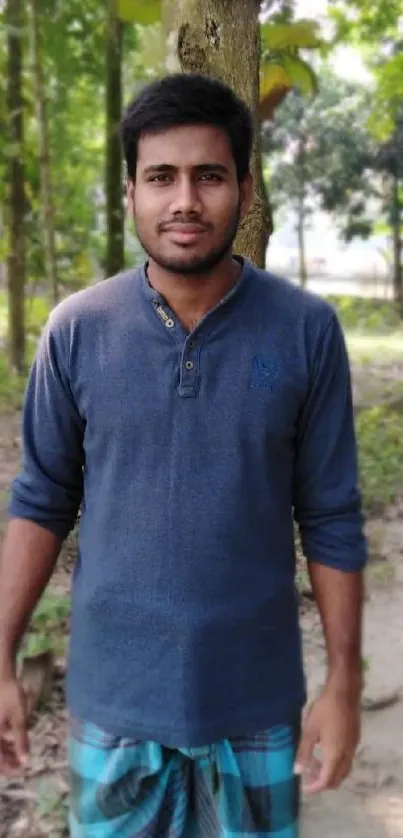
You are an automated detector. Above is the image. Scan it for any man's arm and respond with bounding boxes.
[0,313,84,774]
[9,315,84,536]
[0,521,61,773]
[309,562,364,696]
[295,564,364,792]
[293,311,367,793]
[0,520,62,677]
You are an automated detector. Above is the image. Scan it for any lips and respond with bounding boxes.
[162,224,207,244]
[163,224,206,234]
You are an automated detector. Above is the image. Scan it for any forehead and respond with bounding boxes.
[136,124,235,171]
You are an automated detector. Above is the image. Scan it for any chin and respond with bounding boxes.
[154,247,230,276]
[163,260,217,276]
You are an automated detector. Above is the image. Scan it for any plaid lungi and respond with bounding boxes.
[68,716,301,837]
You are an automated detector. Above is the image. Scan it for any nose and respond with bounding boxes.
[170,174,202,216]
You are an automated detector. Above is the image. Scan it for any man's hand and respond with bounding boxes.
[294,681,361,794]
[0,676,29,777]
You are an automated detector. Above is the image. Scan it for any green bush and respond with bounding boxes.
[22,593,70,658]
[328,296,401,334]
[0,354,26,410]
[26,294,51,337]
[357,405,403,510]
[0,293,50,408]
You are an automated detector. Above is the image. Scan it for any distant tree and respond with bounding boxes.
[265,73,375,285]
[329,1,403,310]
[6,0,26,373]
[29,0,59,304]
[374,116,403,312]
[105,0,124,277]
[332,0,403,137]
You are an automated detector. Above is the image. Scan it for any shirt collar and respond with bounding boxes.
[139,255,254,309]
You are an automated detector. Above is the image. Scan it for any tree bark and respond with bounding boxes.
[163,0,272,268]
[105,0,124,277]
[29,0,59,306]
[391,172,402,315]
[6,0,25,373]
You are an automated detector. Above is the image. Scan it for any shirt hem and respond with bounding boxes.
[67,689,307,748]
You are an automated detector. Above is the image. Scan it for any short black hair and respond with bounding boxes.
[120,73,253,183]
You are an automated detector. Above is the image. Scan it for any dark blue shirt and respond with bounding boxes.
[9,259,367,746]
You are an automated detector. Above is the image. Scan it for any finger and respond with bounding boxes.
[329,756,354,789]
[0,739,23,778]
[294,724,317,776]
[11,707,29,767]
[303,754,341,794]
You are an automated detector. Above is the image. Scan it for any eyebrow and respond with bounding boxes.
[142,163,230,176]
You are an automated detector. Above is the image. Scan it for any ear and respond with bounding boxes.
[239,172,253,220]
[126,178,135,216]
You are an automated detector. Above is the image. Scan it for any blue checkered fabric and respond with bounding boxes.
[68,717,300,837]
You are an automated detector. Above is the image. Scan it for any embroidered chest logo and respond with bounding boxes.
[250,356,281,391]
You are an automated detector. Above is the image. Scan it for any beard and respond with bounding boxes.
[136,203,241,276]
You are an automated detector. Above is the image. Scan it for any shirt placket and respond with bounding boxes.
[151,297,202,399]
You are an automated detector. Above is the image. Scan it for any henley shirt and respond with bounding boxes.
[9,258,367,746]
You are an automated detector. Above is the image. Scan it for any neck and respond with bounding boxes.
[146,255,242,330]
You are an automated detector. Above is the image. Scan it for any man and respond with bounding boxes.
[0,74,366,837]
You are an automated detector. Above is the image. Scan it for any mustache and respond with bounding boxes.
[158,217,212,232]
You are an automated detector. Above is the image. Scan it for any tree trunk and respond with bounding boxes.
[6,0,25,373]
[391,172,402,315]
[105,0,124,277]
[29,0,59,306]
[163,0,272,268]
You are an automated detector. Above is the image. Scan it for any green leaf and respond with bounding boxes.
[260,64,291,101]
[260,20,322,50]
[116,0,161,25]
[259,64,292,119]
[259,55,317,101]
[282,55,318,95]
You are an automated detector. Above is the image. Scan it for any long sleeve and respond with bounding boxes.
[8,316,84,540]
[293,312,367,572]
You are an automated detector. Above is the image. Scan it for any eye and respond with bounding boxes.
[199,172,223,182]
[148,174,173,184]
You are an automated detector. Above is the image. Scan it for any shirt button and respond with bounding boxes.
[185,361,194,370]
[165,318,175,329]
[189,340,196,349]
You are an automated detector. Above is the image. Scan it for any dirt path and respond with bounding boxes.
[0,410,402,837]
[302,514,403,837]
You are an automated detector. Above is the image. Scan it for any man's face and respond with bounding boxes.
[127,124,252,275]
